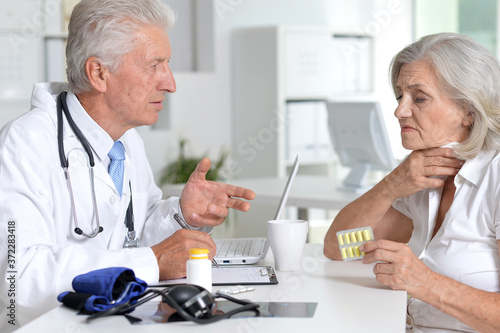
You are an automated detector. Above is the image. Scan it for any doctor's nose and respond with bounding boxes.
[159,65,176,93]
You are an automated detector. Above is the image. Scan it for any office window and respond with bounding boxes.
[458,0,497,55]
[415,0,498,56]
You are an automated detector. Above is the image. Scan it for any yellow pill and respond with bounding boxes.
[354,245,361,257]
[341,247,347,260]
[345,233,351,244]
[350,232,357,243]
[357,230,363,242]
[363,229,372,241]
[347,247,354,258]
[338,234,344,246]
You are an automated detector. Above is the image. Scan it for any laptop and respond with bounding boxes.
[214,155,300,265]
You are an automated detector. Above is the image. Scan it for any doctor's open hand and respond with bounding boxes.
[361,240,438,300]
[381,147,463,201]
[151,228,216,280]
[179,157,256,228]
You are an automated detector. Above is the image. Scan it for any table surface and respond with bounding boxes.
[16,244,407,333]
[162,176,361,211]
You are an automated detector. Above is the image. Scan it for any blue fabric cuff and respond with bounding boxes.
[58,267,147,313]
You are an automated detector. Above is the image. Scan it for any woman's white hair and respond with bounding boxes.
[390,32,500,159]
[66,0,176,94]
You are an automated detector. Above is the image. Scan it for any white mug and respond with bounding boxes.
[267,219,308,271]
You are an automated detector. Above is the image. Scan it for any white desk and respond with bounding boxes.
[16,244,407,333]
[162,176,361,219]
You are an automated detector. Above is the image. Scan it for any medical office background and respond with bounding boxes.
[0,0,497,242]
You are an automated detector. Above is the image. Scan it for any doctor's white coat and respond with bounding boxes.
[0,82,192,328]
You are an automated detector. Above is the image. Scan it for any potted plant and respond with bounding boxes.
[159,139,229,185]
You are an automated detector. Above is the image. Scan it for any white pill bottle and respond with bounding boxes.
[186,248,212,292]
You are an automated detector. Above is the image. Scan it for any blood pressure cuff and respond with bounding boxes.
[57,267,147,313]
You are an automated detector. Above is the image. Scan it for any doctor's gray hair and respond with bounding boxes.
[389,32,500,159]
[66,0,176,94]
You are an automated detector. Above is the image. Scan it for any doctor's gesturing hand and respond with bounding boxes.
[152,158,255,280]
[179,157,256,228]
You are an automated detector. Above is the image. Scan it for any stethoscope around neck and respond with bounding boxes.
[57,91,139,247]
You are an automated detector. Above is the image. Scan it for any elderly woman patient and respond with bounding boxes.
[324,32,500,333]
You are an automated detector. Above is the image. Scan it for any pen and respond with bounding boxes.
[173,213,219,267]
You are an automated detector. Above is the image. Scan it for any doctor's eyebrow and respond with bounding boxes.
[150,56,167,64]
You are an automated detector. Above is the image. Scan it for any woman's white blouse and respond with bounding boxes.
[393,148,500,332]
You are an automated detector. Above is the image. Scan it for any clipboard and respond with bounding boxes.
[212,266,278,285]
[151,266,278,287]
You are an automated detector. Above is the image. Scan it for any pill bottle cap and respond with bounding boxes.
[189,248,209,259]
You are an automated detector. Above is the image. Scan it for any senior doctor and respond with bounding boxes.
[0,0,255,329]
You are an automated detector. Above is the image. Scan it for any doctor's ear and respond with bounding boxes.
[85,57,110,93]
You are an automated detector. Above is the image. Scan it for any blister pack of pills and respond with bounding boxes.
[336,227,374,261]
[216,286,254,295]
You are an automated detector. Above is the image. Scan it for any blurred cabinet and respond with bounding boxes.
[0,0,73,103]
[0,0,66,129]
[282,30,335,97]
[331,35,373,93]
[231,26,373,179]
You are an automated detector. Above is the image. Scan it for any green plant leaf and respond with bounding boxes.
[159,139,228,185]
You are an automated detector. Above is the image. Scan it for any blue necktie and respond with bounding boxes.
[108,141,125,196]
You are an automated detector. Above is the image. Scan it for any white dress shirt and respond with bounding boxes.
[393,148,500,332]
[0,82,203,327]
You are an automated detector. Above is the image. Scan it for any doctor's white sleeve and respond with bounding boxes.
[0,128,158,325]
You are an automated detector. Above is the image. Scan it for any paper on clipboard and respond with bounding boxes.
[212,266,277,285]
[151,266,278,287]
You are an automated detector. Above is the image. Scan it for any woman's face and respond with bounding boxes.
[394,60,473,151]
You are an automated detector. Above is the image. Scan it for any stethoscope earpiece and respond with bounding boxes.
[74,227,103,237]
